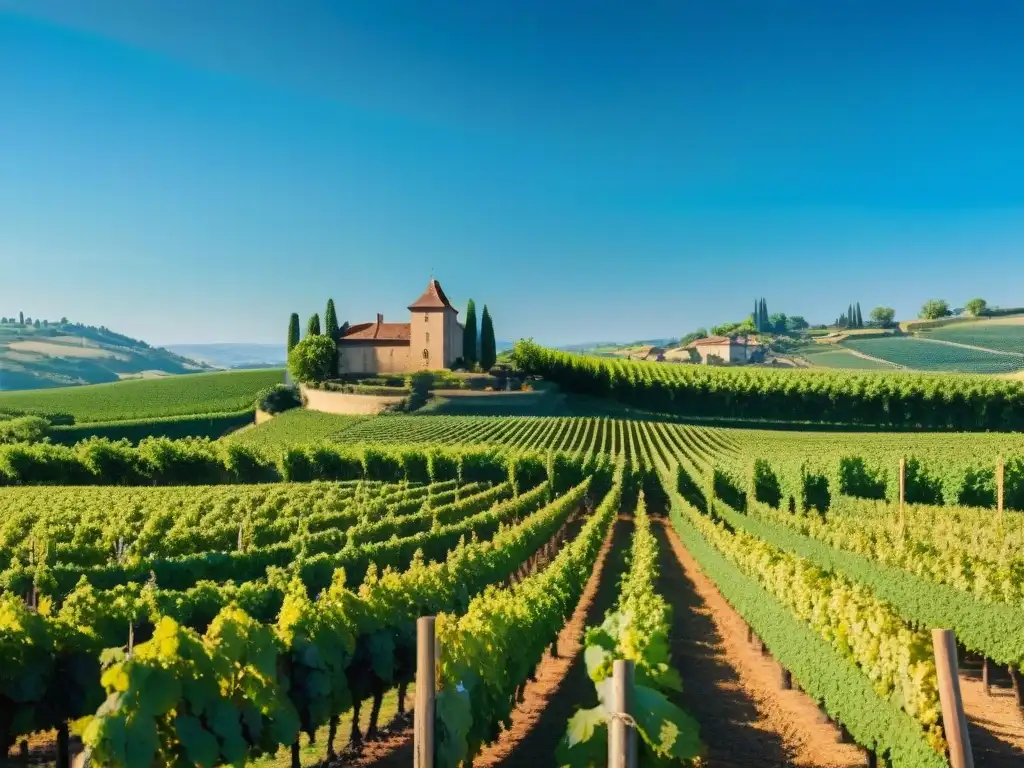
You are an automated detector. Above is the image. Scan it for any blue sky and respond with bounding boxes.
[2,1,1024,346]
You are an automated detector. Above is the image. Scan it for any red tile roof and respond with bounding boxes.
[683,335,762,349]
[338,317,411,343]
[408,278,455,311]
[684,335,732,348]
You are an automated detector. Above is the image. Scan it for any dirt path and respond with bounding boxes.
[652,518,867,768]
[841,347,901,367]
[957,662,1024,766]
[476,514,631,767]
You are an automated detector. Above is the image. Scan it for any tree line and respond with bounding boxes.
[1,314,71,327]
[511,340,1024,430]
[683,293,1013,343]
[461,298,497,371]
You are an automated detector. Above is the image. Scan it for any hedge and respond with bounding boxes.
[49,410,254,445]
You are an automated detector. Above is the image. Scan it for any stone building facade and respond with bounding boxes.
[335,279,464,375]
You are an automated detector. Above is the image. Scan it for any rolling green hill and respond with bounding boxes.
[0,368,283,423]
[798,346,898,370]
[0,319,213,391]
[841,336,1023,373]
[918,320,1024,356]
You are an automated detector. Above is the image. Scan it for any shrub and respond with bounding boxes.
[137,438,226,485]
[459,448,507,486]
[76,438,148,485]
[362,446,404,482]
[0,443,93,485]
[221,442,279,483]
[399,448,430,484]
[288,335,336,384]
[509,452,547,495]
[256,384,303,414]
[800,467,831,514]
[751,459,782,508]
[713,467,747,511]
[0,415,50,445]
[405,371,433,411]
[836,456,886,499]
[428,449,459,483]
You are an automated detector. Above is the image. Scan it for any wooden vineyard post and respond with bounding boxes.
[997,460,1005,525]
[609,659,637,768]
[779,663,792,690]
[56,722,70,768]
[898,457,906,533]
[982,657,990,696]
[415,617,436,768]
[932,629,974,768]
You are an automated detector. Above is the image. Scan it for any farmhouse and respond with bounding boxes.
[335,279,464,375]
[683,335,763,365]
[626,345,666,362]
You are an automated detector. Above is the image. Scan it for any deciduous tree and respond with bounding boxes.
[679,329,708,346]
[919,299,950,320]
[869,307,896,327]
[965,297,987,316]
[288,335,336,383]
[768,312,787,334]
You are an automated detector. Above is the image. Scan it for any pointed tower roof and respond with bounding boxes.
[408,278,456,312]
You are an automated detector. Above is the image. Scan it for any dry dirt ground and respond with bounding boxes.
[957,660,1024,766]
[652,518,867,768]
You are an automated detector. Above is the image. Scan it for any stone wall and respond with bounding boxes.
[301,385,405,415]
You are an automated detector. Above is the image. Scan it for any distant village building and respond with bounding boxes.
[626,345,666,362]
[683,335,763,365]
[335,279,464,375]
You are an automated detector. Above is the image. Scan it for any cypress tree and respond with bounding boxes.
[287,313,300,352]
[760,298,768,330]
[307,313,321,337]
[324,299,339,339]
[856,302,863,328]
[480,305,496,370]
[463,300,478,366]
[753,299,760,332]
[19,311,24,325]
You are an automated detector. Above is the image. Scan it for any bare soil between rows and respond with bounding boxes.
[957,661,1024,766]
[652,517,867,768]
[471,514,631,766]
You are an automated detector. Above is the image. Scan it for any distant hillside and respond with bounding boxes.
[556,338,678,355]
[164,343,288,370]
[0,320,212,391]
[168,341,510,370]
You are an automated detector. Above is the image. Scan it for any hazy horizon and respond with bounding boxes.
[4,2,1024,347]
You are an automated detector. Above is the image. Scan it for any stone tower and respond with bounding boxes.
[408,278,463,369]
